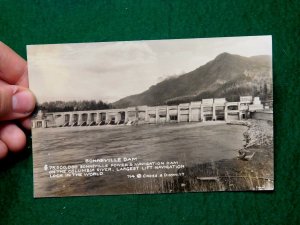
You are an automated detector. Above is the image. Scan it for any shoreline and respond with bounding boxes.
[164,119,274,192]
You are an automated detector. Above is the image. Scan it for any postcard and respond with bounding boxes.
[27,36,274,197]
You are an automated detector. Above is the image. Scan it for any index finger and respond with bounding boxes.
[0,42,28,86]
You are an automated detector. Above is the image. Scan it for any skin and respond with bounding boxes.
[0,42,36,159]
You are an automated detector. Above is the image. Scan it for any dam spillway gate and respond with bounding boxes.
[32,96,264,128]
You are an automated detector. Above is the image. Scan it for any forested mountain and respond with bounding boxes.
[113,53,272,107]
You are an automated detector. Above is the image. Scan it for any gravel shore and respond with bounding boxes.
[164,119,274,192]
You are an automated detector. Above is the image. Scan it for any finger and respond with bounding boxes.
[17,65,29,87]
[0,139,8,159]
[0,85,36,121]
[0,123,26,153]
[0,42,27,86]
[20,117,32,130]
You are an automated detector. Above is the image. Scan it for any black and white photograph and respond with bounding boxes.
[27,36,274,198]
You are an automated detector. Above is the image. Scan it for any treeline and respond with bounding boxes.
[38,100,113,112]
[165,82,273,105]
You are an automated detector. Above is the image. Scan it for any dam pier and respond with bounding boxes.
[32,96,266,128]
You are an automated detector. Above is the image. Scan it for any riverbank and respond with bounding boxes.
[163,119,274,192]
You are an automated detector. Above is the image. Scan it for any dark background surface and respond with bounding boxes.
[0,0,299,224]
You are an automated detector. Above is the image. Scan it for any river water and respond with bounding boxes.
[32,122,247,197]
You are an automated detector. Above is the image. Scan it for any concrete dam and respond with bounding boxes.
[32,96,264,128]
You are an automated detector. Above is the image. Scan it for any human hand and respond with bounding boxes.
[0,42,36,159]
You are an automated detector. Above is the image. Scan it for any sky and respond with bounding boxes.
[27,35,272,103]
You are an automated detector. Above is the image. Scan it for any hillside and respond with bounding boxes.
[113,53,272,108]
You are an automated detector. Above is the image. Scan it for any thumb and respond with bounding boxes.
[0,85,36,121]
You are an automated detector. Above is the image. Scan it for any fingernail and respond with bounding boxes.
[12,90,35,114]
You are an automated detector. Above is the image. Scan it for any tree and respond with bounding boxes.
[263,82,268,101]
[39,100,111,112]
